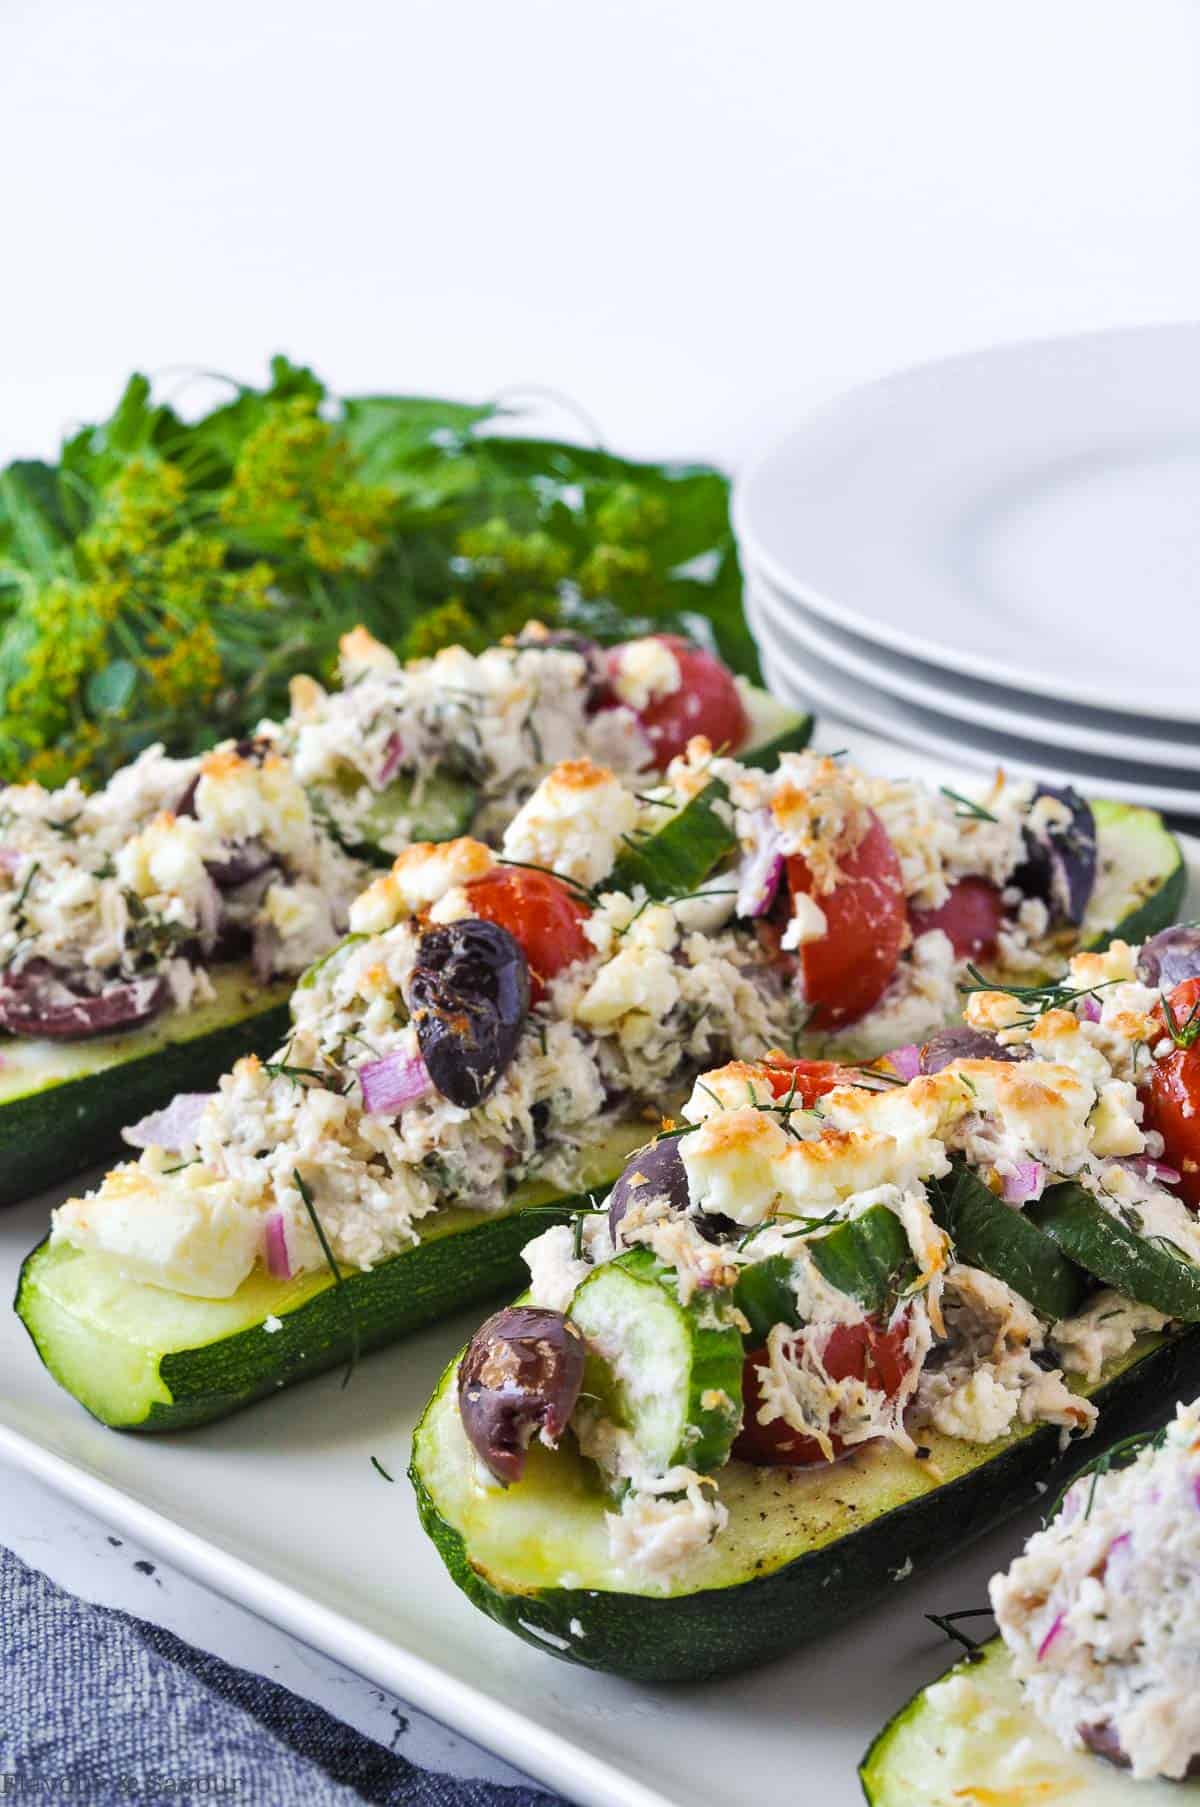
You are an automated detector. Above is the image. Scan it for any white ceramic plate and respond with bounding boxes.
[745,586,1200,816]
[4,808,1196,1807]
[746,560,1200,773]
[734,324,1200,721]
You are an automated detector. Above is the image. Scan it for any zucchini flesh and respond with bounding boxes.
[411,1326,1200,1681]
[859,1635,1197,1805]
[15,1121,651,1432]
[1029,1181,1200,1320]
[570,1249,743,1472]
[0,967,291,1208]
[929,1165,1085,1321]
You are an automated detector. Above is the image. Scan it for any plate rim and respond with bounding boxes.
[745,563,1200,772]
[0,1419,674,1807]
[746,590,1200,814]
[733,321,1200,723]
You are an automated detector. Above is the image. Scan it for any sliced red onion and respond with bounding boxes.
[1037,1611,1066,1662]
[123,1090,214,1152]
[1002,1160,1046,1205]
[376,734,406,788]
[883,1043,922,1082]
[1077,994,1102,1024]
[0,848,22,876]
[1104,1531,1132,1584]
[196,874,223,954]
[263,1211,293,1281]
[735,811,785,918]
[1116,1156,1183,1187]
[358,1047,433,1115]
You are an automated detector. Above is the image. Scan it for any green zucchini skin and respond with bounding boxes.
[737,701,813,769]
[15,1126,649,1432]
[410,1328,1200,1684]
[0,993,291,1209]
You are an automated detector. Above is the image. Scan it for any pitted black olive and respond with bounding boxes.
[918,1026,1031,1074]
[1012,784,1098,928]
[607,1137,692,1244]
[1138,923,1200,991]
[458,1305,586,1485]
[410,919,530,1109]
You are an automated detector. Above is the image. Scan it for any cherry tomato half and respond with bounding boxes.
[465,868,592,1003]
[909,876,1005,960]
[1143,977,1200,1207]
[785,812,906,1029]
[733,1315,913,1467]
[757,1055,859,1108]
[604,635,748,769]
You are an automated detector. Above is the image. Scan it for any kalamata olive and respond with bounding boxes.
[607,1137,692,1243]
[410,919,530,1109]
[1078,1722,1200,1777]
[0,962,167,1040]
[458,1305,586,1485]
[204,840,277,890]
[1012,785,1098,928]
[1138,923,1200,991]
[918,1026,1031,1073]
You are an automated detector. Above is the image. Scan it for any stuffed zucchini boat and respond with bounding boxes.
[0,622,802,1203]
[14,745,1186,1430]
[412,924,1200,1681]
[862,1394,1200,1802]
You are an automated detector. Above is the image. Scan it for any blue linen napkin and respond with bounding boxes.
[0,1543,559,1807]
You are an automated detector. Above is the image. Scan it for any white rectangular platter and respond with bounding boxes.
[1,779,1195,1807]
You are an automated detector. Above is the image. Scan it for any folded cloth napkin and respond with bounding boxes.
[0,1543,559,1807]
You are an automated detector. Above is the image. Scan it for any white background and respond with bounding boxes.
[2,0,1200,1794]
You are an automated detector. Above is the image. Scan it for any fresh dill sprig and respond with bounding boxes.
[958,963,1119,1026]
[370,1455,396,1483]
[939,787,997,823]
[1043,1423,1169,1526]
[293,1167,358,1388]
[496,857,596,904]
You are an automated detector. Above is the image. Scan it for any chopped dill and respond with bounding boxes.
[939,787,997,823]
[1043,1422,1169,1525]
[293,1167,358,1387]
[370,1456,396,1483]
[1162,988,1200,1051]
[925,1607,994,1660]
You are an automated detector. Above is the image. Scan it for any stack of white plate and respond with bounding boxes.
[733,326,1200,815]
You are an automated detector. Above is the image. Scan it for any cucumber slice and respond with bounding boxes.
[15,1121,651,1432]
[733,1256,802,1343]
[316,769,479,866]
[1083,799,1186,951]
[1029,1182,1200,1320]
[569,1248,743,1474]
[0,967,291,1208]
[809,1206,913,1315]
[734,1208,912,1342]
[738,688,814,768]
[930,1165,1085,1321]
[411,1323,1200,1681]
[608,779,736,901]
[859,1636,1194,1805]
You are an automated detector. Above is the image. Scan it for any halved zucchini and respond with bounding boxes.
[0,967,291,1208]
[410,1326,1200,1682]
[859,1635,1198,1805]
[14,1121,651,1432]
[737,688,813,769]
[1078,798,1185,951]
